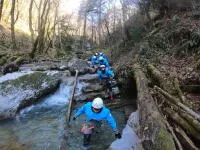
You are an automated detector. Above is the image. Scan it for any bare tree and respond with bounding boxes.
[0,0,4,21]
[30,0,51,58]
[29,0,34,43]
[11,0,16,50]
[120,0,128,42]
[52,0,59,48]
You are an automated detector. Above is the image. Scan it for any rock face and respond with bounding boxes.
[68,58,90,75]
[75,74,120,101]
[0,71,61,120]
[3,63,19,75]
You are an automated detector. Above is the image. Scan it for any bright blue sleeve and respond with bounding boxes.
[75,103,86,117]
[106,110,117,130]
[107,70,114,77]
[98,71,102,80]
[105,60,110,69]
[91,58,95,65]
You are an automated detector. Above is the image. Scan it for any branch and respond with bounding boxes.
[154,85,200,122]
[175,127,199,150]
[166,122,183,150]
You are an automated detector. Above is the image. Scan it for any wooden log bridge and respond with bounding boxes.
[66,70,79,126]
[133,64,176,150]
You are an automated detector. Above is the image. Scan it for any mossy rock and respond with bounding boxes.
[0,57,7,65]
[13,56,26,66]
[154,127,176,150]
[0,71,61,120]
[196,59,200,69]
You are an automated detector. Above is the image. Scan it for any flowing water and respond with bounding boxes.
[0,78,126,150]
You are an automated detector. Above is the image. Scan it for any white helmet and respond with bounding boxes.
[92,56,96,59]
[100,65,105,68]
[99,56,104,61]
[92,97,103,109]
[100,52,103,55]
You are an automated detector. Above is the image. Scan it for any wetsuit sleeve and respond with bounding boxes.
[98,71,102,81]
[108,70,114,77]
[74,103,86,117]
[106,110,117,130]
[105,61,110,69]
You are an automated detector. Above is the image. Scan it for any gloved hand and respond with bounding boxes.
[115,133,121,139]
[73,117,76,121]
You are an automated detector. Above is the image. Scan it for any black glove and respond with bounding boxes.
[73,117,76,121]
[115,133,121,139]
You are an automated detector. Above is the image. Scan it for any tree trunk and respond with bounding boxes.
[120,0,127,43]
[29,0,34,43]
[113,0,116,31]
[0,0,4,21]
[30,0,49,58]
[154,85,200,122]
[164,107,200,140]
[30,36,39,58]
[38,0,50,52]
[91,15,94,42]
[98,0,102,46]
[147,64,176,95]
[175,127,199,150]
[58,22,63,50]
[147,64,193,108]
[11,0,16,50]
[82,12,87,50]
[133,64,176,150]
[162,95,200,132]
[165,121,183,150]
[52,1,59,48]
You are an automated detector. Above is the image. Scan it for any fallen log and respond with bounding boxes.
[175,127,199,150]
[147,64,176,95]
[174,78,186,103]
[158,93,200,133]
[154,85,200,122]
[166,121,183,150]
[164,107,200,140]
[133,64,176,150]
[66,70,79,125]
[147,64,193,108]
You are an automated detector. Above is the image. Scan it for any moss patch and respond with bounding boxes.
[154,127,176,150]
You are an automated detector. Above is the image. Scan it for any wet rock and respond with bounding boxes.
[3,63,19,75]
[68,58,90,75]
[0,71,61,120]
[75,87,119,101]
[82,83,103,93]
[74,91,109,101]
[78,74,99,83]
[112,87,120,95]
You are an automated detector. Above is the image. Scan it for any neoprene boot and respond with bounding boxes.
[83,134,91,147]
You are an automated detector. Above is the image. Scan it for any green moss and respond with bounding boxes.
[196,59,200,69]
[0,57,7,65]
[0,72,55,93]
[154,127,176,150]
[14,56,25,65]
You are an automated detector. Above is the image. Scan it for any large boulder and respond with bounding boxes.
[68,58,90,75]
[0,71,61,120]
[3,63,19,75]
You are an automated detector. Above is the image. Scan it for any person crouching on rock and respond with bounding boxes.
[73,97,121,148]
[98,65,115,100]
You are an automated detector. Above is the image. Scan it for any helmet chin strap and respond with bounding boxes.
[91,107,103,113]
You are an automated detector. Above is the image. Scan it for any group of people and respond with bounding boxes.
[73,52,121,149]
[91,52,115,100]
